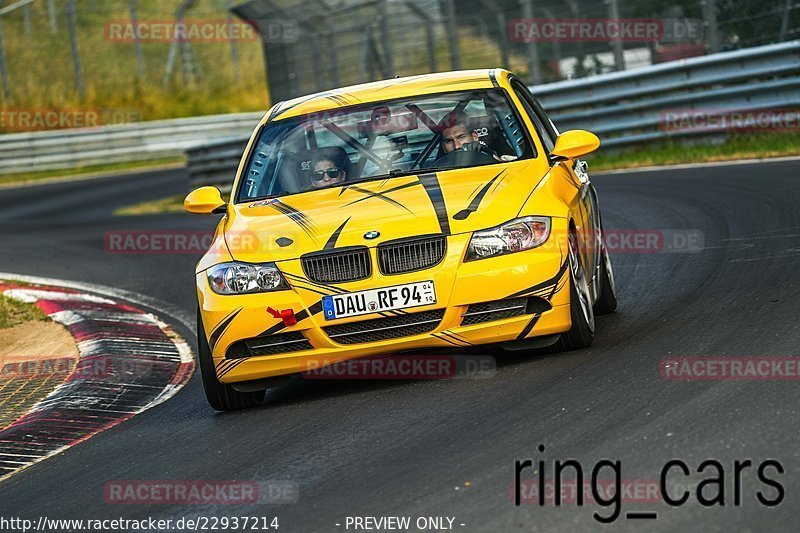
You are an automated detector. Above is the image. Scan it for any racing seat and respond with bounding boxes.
[275,151,313,194]
[279,147,353,192]
[472,114,517,158]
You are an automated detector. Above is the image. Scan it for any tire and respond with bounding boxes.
[197,308,265,411]
[555,229,595,351]
[593,243,618,315]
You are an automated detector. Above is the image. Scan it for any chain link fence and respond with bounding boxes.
[0,0,797,128]
[233,0,800,102]
[0,0,267,131]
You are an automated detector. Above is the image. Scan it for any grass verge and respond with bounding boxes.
[114,194,187,216]
[0,294,48,330]
[115,189,230,216]
[588,132,800,171]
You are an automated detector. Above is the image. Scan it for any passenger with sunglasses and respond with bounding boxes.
[310,147,350,189]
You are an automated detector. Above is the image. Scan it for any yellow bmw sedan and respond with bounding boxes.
[185,68,617,410]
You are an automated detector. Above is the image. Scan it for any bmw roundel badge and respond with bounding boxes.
[364,230,380,240]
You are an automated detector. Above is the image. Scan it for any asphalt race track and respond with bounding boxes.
[1,159,799,531]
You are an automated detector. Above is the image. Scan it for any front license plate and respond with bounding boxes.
[322,281,436,320]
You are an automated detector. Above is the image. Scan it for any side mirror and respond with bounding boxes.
[184,186,227,215]
[550,130,600,161]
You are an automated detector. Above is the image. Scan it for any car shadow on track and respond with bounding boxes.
[225,313,625,413]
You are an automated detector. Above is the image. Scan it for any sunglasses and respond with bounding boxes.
[312,167,341,181]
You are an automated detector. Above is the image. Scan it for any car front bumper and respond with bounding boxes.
[197,225,572,384]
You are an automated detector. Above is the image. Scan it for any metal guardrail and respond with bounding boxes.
[0,112,263,175]
[1,41,795,183]
[533,40,800,147]
[185,41,800,188]
[185,136,250,190]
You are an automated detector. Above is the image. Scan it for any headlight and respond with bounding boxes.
[465,216,551,261]
[206,262,288,295]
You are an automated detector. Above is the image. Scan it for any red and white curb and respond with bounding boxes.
[0,279,194,481]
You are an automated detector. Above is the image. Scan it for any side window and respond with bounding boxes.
[511,80,558,154]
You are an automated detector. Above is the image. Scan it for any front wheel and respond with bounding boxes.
[197,308,265,411]
[555,229,595,351]
[593,243,617,315]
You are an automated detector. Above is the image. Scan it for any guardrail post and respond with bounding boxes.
[326,30,341,87]
[357,26,371,83]
[164,0,200,87]
[542,8,562,76]
[519,0,542,84]
[378,0,394,77]
[496,11,510,69]
[47,0,57,32]
[226,0,240,85]
[179,1,200,86]
[0,4,9,101]
[404,0,437,72]
[606,0,625,71]
[443,0,461,70]
[311,29,326,91]
[779,0,792,41]
[22,3,30,37]
[66,0,85,99]
[129,0,145,78]
[701,0,720,53]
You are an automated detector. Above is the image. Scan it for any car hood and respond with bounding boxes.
[225,159,549,263]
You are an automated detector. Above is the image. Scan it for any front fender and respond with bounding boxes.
[517,163,580,219]
[195,217,234,275]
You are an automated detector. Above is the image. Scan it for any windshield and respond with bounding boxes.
[236,89,534,203]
